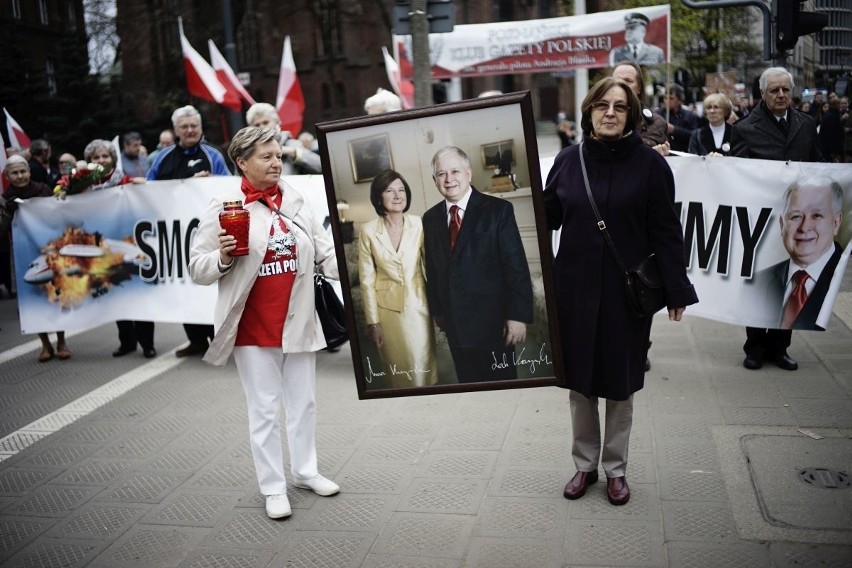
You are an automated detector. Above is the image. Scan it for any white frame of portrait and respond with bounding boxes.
[316,91,565,399]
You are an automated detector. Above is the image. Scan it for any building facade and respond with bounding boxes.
[0,0,87,147]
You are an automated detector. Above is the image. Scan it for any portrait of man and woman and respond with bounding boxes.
[319,99,558,395]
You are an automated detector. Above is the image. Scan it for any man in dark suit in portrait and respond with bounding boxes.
[732,66,823,371]
[608,13,665,67]
[749,177,844,331]
[423,146,533,383]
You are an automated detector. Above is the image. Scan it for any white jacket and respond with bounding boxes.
[188,179,339,366]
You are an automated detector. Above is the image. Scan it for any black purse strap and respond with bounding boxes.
[578,141,628,275]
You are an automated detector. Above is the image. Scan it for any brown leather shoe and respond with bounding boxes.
[606,476,630,505]
[563,470,599,500]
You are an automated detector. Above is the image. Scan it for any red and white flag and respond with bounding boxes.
[178,18,230,107]
[4,108,32,150]
[382,47,414,109]
[275,36,305,136]
[0,145,9,191]
[208,39,256,109]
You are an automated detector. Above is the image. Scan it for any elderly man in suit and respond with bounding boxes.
[423,146,533,383]
[731,66,823,371]
[608,13,665,67]
[750,177,844,331]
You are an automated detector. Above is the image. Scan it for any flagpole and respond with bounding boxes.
[220,0,243,138]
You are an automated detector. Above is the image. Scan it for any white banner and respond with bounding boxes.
[668,156,851,330]
[13,160,852,333]
[394,5,670,79]
[12,176,330,334]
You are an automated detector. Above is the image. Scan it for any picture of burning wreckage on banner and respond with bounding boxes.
[23,226,148,308]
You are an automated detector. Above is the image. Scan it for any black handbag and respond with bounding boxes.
[578,142,666,318]
[314,273,348,349]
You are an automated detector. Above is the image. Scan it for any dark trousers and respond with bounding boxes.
[117,320,155,351]
[184,323,214,345]
[743,327,792,358]
[449,344,518,383]
[0,250,12,292]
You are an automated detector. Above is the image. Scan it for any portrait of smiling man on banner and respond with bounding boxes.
[742,175,849,331]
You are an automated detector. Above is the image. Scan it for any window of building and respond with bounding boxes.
[315,0,342,58]
[237,12,261,66]
[46,59,57,95]
[38,0,49,25]
[67,2,77,31]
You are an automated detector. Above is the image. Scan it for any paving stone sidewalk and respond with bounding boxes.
[1,286,851,567]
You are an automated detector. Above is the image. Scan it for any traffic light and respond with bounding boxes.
[775,0,829,53]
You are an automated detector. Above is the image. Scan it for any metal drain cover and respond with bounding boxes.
[798,468,851,489]
[742,434,852,530]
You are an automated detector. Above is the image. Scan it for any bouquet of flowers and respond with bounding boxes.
[53,162,108,196]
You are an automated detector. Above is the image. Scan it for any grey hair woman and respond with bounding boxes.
[188,125,340,520]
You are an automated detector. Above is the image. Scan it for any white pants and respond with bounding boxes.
[233,347,318,495]
[569,391,634,478]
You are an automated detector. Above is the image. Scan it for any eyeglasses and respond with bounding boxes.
[592,101,629,114]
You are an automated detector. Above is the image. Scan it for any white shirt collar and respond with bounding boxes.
[446,187,473,217]
[785,243,836,294]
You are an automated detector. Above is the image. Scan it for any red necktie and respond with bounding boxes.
[781,270,809,329]
[449,205,462,251]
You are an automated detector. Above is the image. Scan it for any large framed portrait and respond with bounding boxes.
[316,91,564,399]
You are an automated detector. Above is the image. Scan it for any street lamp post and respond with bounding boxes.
[411,0,433,107]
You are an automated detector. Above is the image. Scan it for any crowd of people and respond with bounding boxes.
[0,102,323,362]
[0,66,847,518]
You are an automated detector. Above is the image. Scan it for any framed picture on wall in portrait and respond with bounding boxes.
[316,91,564,399]
[348,133,394,183]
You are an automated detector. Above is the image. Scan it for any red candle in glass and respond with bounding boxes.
[219,200,250,256]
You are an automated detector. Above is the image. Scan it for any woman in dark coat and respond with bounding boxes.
[544,77,697,506]
[688,93,734,156]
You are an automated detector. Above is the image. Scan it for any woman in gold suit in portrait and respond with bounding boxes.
[358,169,437,388]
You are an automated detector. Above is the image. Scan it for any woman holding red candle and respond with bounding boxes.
[189,126,340,520]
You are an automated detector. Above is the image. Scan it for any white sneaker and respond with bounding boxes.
[293,474,340,496]
[265,494,292,519]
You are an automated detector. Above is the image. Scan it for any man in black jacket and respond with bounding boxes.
[731,66,823,371]
[423,146,533,383]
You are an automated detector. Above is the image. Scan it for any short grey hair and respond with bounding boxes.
[364,88,402,115]
[783,176,843,217]
[83,139,117,164]
[122,131,142,146]
[228,126,282,171]
[431,145,471,176]
[30,139,50,157]
[171,105,201,128]
[759,67,793,93]
[4,154,28,171]
[245,102,280,126]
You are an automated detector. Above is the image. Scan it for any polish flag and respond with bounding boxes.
[0,145,9,191]
[178,18,230,107]
[3,108,32,149]
[208,39,256,109]
[382,47,414,109]
[275,36,305,136]
[111,135,123,174]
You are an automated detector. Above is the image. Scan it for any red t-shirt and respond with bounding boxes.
[235,194,298,346]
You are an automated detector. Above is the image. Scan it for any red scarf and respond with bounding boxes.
[241,177,280,209]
